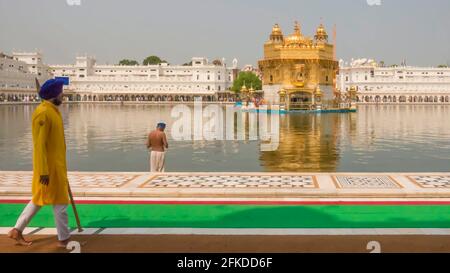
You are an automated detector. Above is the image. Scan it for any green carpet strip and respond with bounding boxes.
[1,204,450,228]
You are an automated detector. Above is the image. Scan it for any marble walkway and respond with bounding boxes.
[2,171,450,252]
[1,171,450,200]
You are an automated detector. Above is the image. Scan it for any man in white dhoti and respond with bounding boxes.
[146,122,169,172]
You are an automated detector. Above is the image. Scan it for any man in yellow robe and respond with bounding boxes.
[8,79,71,247]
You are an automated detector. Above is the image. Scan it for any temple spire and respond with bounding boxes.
[294,21,301,35]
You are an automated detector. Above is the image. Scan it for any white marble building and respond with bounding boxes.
[0,51,52,101]
[50,56,239,102]
[338,58,450,104]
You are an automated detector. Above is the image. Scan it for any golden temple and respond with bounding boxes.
[258,22,339,110]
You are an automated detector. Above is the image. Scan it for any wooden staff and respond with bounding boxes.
[68,184,83,232]
[35,78,83,232]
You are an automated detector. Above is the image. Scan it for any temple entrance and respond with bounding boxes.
[285,91,313,110]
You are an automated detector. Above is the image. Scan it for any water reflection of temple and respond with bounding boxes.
[259,113,357,172]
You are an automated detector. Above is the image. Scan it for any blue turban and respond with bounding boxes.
[39,79,65,100]
[157,122,166,129]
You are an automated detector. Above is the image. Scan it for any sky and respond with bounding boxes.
[1,0,449,67]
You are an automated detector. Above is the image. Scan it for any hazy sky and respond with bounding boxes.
[1,0,449,67]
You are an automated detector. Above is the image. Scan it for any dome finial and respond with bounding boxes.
[241,80,248,93]
[294,21,301,35]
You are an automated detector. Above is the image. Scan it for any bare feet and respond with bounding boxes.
[7,228,32,246]
[57,238,71,248]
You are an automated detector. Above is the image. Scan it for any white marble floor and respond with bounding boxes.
[1,171,450,198]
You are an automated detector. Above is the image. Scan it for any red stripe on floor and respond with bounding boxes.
[1,199,450,205]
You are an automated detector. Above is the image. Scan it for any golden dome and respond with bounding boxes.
[316,24,327,35]
[271,23,282,35]
[285,34,301,45]
[269,23,284,42]
[315,23,328,41]
[240,83,248,92]
[284,21,311,47]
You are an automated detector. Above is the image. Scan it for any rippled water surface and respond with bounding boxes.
[1,104,449,172]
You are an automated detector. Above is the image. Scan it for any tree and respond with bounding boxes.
[231,71,262,93]
[118,59,139,66]
[438,64,448,68]
[143,55,164,65]
[182,61,192,66]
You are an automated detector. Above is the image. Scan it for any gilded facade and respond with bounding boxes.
[258,22,338,110]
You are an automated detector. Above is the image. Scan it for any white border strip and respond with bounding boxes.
[97,228,450,235]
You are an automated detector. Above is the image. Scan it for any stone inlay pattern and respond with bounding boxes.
[0,173,33,187]
[2,172,450,195]
[67,174,137,188]
[407,175,450,189]
[333,175,400,189]
[0,172,136,188]
[142,175,317,188]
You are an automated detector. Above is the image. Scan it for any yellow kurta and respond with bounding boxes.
[31,100,69,206]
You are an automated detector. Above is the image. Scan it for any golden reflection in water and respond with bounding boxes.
[2,104,450,172]
[259,112,357,172]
